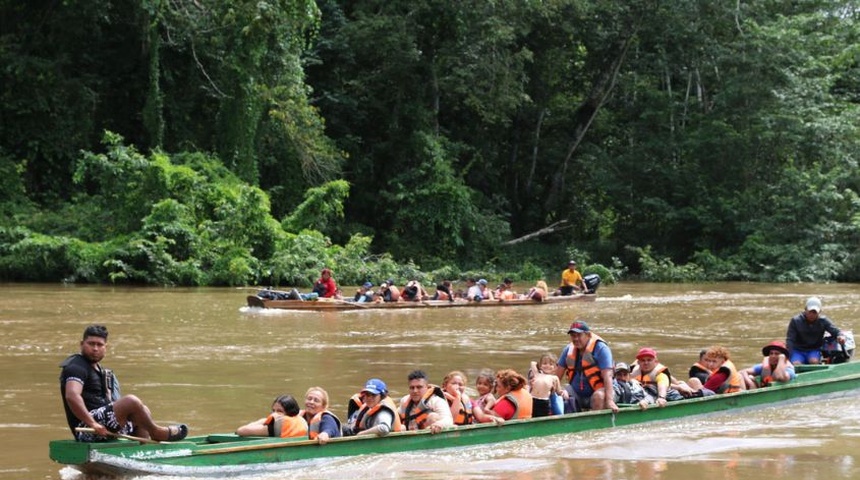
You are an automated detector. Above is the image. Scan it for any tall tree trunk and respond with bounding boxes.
[545,27,638,212]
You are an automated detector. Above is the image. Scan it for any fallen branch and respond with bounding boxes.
[502,220,571,246]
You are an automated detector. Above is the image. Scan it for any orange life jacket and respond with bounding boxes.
[758,360,785,387]
[714,360,742,394]
[354,396,401,433]
[299,409,342,440]
[502,388,533,419]
[564,334,607,391]
[263,414,308,438]
[399,385,446,430]
[448,396,473,425]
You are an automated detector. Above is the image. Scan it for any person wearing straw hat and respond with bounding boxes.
[786,297,845,365]
[740,341,796,389]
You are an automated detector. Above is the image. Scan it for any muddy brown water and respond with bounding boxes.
[1,282,858,479]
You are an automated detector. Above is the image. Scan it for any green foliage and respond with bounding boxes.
[630,246,706,283]
[281,180,349,234]
[3,0,860,284]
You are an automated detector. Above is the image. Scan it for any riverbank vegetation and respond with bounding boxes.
[2,1,858,286]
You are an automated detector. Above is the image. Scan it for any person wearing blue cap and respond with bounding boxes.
[786,297,845,365]
[352,282,375,303]
[554,320,618,414]
[343,378,400,437]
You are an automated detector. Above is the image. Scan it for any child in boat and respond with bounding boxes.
[441,371,473,425]
[470,369,498,423]
[528,353,564,417]
[236,395,308,438]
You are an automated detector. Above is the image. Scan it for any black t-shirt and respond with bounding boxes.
[59,354,108,433]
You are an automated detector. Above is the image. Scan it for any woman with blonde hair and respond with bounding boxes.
[300,387,342,444]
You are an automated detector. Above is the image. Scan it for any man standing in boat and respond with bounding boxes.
[59,325,188,442]
[786,297,846,365]
[554,321,618,413]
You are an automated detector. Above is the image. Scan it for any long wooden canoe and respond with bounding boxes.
[49,362,860,477]
[246,292,597,311]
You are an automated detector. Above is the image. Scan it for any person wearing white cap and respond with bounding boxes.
[785,297,845,365]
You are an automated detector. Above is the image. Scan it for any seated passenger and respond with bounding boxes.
[630,347,690,408]
[431,280,455,302]
[528,353,564,417]
[376,279,401,302]
[299,387,342,445]
[612,362,648,406]
[470,369,498,423]
[343,378,401,437]
[398,370,453,433]
[353,282,374,303]
[496,282,517,301]
[477,279,495,300]
[441,371,473,426]
[486,369,532,422]
[686,346,744,396]
[740,341,795,390]
[688,349,710,384]
[465,278,482,301]
[401,280,429,302]
[236,394,308,438]
[525,280,549,302]
[312,268,338,298]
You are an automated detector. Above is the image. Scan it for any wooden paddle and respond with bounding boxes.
[75,427,162,444]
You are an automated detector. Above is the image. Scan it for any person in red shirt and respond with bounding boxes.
[312,268,337,298]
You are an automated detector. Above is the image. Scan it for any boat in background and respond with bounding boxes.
[246,292,596,311]
[49,362,860,478]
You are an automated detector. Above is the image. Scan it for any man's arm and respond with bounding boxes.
[822,318,845,344]
[64,380,109,436]
[601,369,619,413]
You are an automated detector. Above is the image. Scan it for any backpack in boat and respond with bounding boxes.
[583,274,601,292]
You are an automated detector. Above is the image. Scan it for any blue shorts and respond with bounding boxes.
[790,349,821,365]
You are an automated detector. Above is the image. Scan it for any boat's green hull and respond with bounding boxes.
[50,362,860,477]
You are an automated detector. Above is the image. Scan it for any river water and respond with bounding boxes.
[1,282,858,480]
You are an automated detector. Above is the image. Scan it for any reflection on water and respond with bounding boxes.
[1,282,858,479]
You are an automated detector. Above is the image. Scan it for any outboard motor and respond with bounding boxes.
[822,331,855,364]
[583,274,601,293]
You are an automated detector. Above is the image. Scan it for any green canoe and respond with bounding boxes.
[50,362,860,478]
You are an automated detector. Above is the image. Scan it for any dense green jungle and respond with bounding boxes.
[1,1,858,287]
